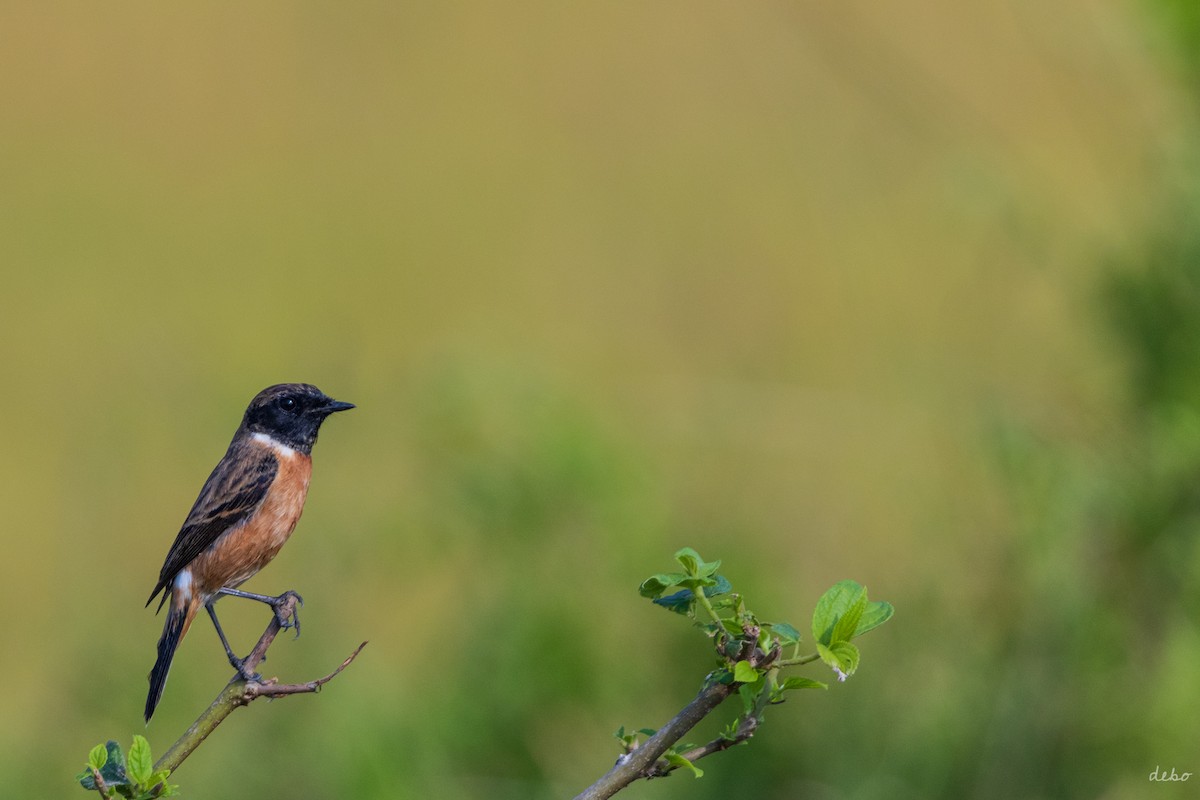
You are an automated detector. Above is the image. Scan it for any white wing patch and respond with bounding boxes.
[172,567,194,600]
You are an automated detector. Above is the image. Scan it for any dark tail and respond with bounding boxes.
[145,598,193,722]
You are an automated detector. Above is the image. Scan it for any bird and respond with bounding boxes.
[144,383,354,722]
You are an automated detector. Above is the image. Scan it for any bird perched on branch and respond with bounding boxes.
[144,383,354,722]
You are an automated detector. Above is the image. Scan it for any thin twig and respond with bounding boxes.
[679,715,758,762]
[153,593,366,776]
[573,680,735,800]
[642,655,777,780]
[575,619,794,798]
[774,652,821,668]
[245,642,368,699]
[650,713,759,776]
[694,589,728,637]
[89,767,109,799]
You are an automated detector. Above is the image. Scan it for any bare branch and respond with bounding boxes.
[245,642,368,699]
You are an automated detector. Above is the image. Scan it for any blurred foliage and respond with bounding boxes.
[964,229,1200,799]
[953,5,1200,798]
[1148,0,1200,78]
[1107,227,1200,410]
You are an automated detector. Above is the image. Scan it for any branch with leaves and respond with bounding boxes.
[76,593,366,798]
[75,552,887,798]
[575,548,893,800]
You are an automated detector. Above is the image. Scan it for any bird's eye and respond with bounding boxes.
[278,397,297,411]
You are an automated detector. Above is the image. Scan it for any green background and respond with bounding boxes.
[1,2,1197,798]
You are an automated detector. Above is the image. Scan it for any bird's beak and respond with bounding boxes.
[322,399,356,414]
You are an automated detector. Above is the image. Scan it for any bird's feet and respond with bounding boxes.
[271,590,304,638]
[228,653,263,683]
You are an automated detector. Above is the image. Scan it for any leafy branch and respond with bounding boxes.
[75,554,886,798]
[76,593,367,798]
[574,547,893,799]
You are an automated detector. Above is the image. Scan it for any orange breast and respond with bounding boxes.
[190,448,313,592]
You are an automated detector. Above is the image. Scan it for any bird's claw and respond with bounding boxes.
[230,655,263,683]
[272,590,304,639]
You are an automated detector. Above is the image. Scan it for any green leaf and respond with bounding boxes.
[709,666,734,685]
[674,547,702,575]
[736,671,766,715]
[769,674,829,702]
[706,574,732,596]
[832,587,869,643]
[738,682,757,715]
[652,574,734,614]
[674,547,721,579]
[127,735,153,787]
[651,588,696,614]
[665,751,704,778]
[146,769,174,796]
[766,621,802,645]
[99,740,129,787]
[733,660,758,683]
[639,572,688,599]
[817,640,861,680]
[88,743,108,771]
[77,768,97,791]
[812,580,866,645]
[853,600,894,638]
[835,640,860,676]
[718,619,742,639]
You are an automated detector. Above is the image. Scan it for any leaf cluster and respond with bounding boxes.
[629,547,894,780]
[76,737,177,799]
[810,579,893,681]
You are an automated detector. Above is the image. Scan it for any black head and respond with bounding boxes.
[240,383,354,454]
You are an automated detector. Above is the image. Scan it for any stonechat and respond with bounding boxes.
[144,383,353,721]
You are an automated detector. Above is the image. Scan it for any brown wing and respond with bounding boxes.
[146,437,278,610]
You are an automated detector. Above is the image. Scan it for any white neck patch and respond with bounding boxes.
[252,431,297,459]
